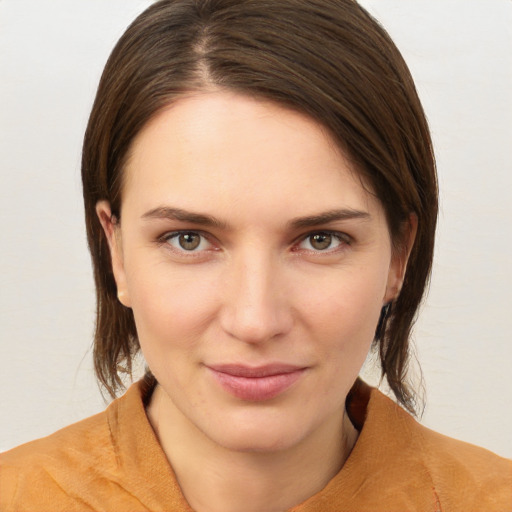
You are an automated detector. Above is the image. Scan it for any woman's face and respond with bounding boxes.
[98,91,406,453]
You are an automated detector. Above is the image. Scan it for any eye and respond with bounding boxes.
[297,231,349,252]
[163,231,212,252]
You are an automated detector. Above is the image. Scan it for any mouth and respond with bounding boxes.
[206,363,307,401]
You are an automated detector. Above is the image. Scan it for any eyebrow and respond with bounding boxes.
[142,206,370,231]
[288,208,371,230]
[141,206,229,229]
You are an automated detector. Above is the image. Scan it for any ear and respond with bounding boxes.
[95,200,132,308]
[384,213,418,303]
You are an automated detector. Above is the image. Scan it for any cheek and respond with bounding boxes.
[300,262,388,326]
[294,262,389,365]
[126,261,221,351]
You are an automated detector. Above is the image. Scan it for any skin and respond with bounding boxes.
[97,91,413,512]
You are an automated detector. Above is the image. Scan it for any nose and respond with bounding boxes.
[219,251,293,345]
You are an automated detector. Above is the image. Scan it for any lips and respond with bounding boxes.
[206,363,306,401]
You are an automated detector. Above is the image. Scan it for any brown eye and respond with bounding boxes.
[162,230,214,255]
[296,231,349,253]
[178,232,201,250]
[309,233,332,250]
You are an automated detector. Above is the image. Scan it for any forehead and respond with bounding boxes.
[122,91,381,223]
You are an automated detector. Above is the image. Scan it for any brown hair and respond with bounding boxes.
[82,0,437,414]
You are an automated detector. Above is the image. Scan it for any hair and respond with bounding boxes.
[82,0,438,414]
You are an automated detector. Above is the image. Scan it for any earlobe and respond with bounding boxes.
[384,213,418,303]
[95,201,132,308]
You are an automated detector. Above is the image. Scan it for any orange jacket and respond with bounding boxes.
[1,378,511,511]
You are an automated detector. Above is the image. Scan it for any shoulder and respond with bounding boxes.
[372,389,512,510]
[0,379,165,512]
[1,405,112,467]
[0,407,116,511]
[414,420,512,510]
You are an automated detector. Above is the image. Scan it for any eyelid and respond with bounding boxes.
[158,230,217,253]
[293,230,352,252]
[156,228,351,256]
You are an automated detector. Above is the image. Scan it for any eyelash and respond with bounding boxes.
[158,231,215,254]
[158,229,351,257]
[294,230,351,253]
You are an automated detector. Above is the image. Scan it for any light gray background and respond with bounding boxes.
[1,1,511,457]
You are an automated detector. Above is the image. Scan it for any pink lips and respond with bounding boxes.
[207,364,306,401]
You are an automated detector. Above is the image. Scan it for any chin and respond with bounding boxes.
[200,408,313,454]
[212,427,302,454]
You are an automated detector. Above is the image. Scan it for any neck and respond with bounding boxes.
[147,384,358,512]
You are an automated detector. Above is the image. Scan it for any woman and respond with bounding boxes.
[1,1,510,510]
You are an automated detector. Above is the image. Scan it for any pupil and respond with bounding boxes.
[179,233,200,250]
[311,233,331,250]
